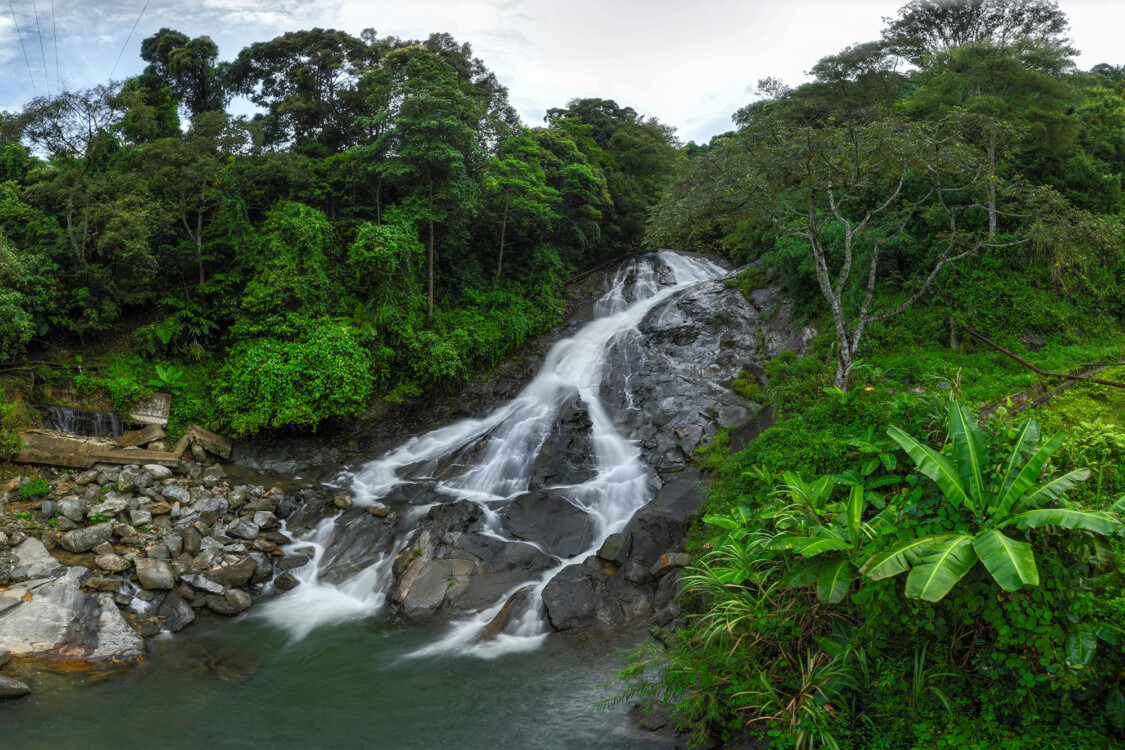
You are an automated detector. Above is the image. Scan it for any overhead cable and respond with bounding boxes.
[109,0,150,79]
[7,0,37,96]
[31,0,47,94]
[50,0,58,90]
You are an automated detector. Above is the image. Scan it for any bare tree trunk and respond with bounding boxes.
[987,134,997,238]
[494,193,509,288]
[197,183,206,285]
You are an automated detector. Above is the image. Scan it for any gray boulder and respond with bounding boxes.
[135,558,176,590]
[60,523,114,553]
[154,593,195,632]
[13,538,63,579]
[0,675,30,697]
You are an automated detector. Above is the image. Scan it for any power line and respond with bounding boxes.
[7,0,37,96]
[109,0,150,80]
[31,0,47,94]
[49,0,57,91]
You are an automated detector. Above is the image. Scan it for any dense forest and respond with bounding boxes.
[0,28,681,436]
[3,0,1125,747]
[619,1,1125,748]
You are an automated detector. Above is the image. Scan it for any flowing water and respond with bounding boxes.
[259,251,727,653]
[42,405,125,438]
[2,252,727,747]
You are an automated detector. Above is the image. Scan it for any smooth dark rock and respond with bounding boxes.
[202,557,255,588]
[500,490,596,559]
[316,508,398,585]
[0,675,30,697]
[155,592,195,632]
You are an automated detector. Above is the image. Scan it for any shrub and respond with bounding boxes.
[214,322,374,434]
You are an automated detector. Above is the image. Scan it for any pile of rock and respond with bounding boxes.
[0,460,320,691]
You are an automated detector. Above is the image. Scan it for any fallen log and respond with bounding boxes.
[961,326,1125,389]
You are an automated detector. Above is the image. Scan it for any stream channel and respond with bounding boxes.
[2,252,730,748]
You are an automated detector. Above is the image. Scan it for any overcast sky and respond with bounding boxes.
[1,0,1122,144]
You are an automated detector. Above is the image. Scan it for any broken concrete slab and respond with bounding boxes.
[130,393,171,426]
[116,424,167,448]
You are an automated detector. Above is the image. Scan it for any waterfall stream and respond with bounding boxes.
[43,405,125,438]
[259,251,727,652]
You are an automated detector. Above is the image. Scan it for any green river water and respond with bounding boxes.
[0,612,674,749]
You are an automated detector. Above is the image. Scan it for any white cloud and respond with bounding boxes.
[1,0,1123,142]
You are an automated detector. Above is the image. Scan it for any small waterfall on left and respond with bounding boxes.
[44,405,125,438]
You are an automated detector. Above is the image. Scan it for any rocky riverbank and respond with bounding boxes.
[0,454,351,696]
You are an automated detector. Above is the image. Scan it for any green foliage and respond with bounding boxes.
[634,393,1125,748]
[148,363,187,395]
[18,477,50,499]
[214,322,374,434]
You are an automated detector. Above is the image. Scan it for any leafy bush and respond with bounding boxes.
[214,322,374,434]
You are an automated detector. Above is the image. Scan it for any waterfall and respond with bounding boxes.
[259,251,727,650]
[44,405,125,439]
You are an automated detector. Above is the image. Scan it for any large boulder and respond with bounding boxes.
[12,538,64,579]
[500,490,596,559]
[59,523,114,553]
[316,507,398,585]
[0,568,143,663]
[541,468,704,632]
[389,500,555,620]
[135,558,176,590]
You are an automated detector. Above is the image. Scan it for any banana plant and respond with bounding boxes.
[861,402,1120,602]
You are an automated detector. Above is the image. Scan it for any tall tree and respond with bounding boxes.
[140,28,226,118]
[883,0,1071,66]
[482,130,558,284]
[364,45,484,319]
[226,28,381,152]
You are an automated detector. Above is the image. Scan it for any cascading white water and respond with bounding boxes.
[259,251,726,651]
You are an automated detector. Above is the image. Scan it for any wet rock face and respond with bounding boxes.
[541,467,703,633]
[389,501,555,620]
[526,394,596,491]
[316,507,399,585]
[602,272,813,479]
[500,490,595,559]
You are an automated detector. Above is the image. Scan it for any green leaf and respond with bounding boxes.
[879,452,897,472]
[1066,631,1097,666]
[816,559,857,604]
[972,529,1039,592]
[1107,687,1125,729]
[887,426,973,512]
[1010,508,1119,536]
[905,535,978,602]
[794,538,853,557]
[862,458,880,476]
[860,536,948,580]
[845,484,864,542]
[702,515,741,531]
[997,418,1041,505]
[1012,469,1092,514]
[948,402,988,511]
[994,430,1066,518]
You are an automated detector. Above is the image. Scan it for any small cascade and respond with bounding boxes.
[43,405,125,439]
[258,251,727,652]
